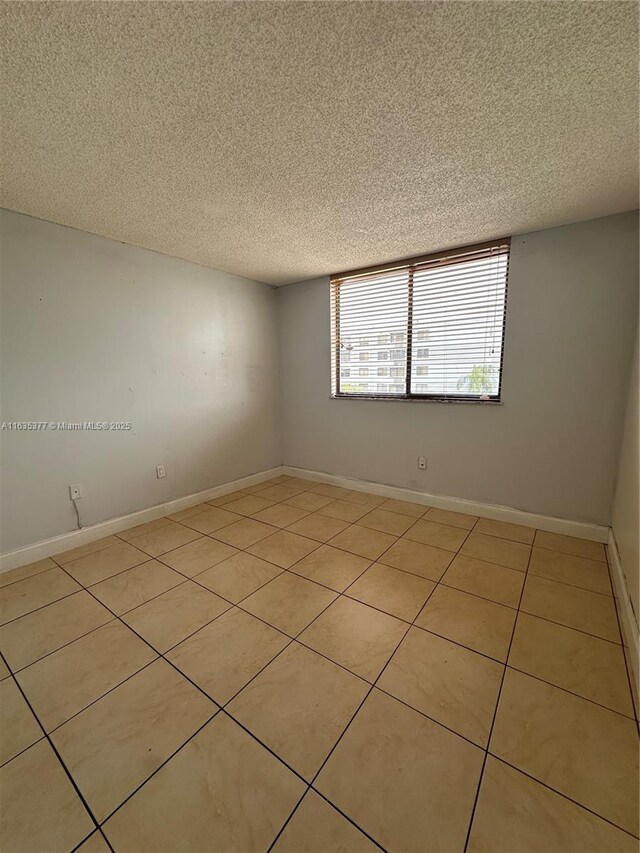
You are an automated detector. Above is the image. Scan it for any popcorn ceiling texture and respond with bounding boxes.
[1,1,638,285]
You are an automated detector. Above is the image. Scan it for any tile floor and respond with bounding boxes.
[1,475,638,852]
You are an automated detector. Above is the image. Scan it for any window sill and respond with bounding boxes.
[329,394,503,405]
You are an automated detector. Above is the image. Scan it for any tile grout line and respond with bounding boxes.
[265,528,417,853]
[602,542,639,732]
[487,753,640,840]
[0,647,115,852]
[2,481,628,848]
[460,538,535,852]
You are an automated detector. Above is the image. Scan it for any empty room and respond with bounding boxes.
[0,2,638,851]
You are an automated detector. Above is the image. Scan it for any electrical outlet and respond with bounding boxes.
[156,464,166,479]
[417,456,427,470]
[69,484,82,500]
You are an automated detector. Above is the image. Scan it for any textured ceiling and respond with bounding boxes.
[1,2,638,285]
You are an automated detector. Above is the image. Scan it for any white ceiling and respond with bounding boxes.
[2,1,638,285]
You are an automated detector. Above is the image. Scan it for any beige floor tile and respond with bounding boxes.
[490,669,639,835]
[521,574,620,642]
[206,488,249,504]
[529,547,612,595]
[0,590,113,672]
[285,477,316,491]
[90,560,183,615]
[424,507,478,530]
[311,483,353,499]
[0,567,80,625]
[285,511,351,543]
[509,612,634,716]
[299,596,407,682]
[126,521,201,556]
[247,530,320,569]
[222,494,276,516]
[179,506,243,534]
[378,497,427,518]
[404,518,469,551]
[379,627,503,746]
[289,545,371,592]
[328,525,397,561]
[534,530,607,563]
[416,584,516,662]
[316,689,484,852]
[158,536,238,577]
[0,740,94,852]
[342,490,386,507]
[16,621,156,731]
[242,571,337,636]
[474,517,535,544]
[0,657,8,680]
[116,516,173,542]
[104,713,304,852]
[318,499,370,522]
[358,507,416,536]
[273,790,378,853]
[168,607,289,704]
[52,659,215,821]
[256,484,304,502]
[122,581,230,652]
[0,678,42,765]
[443,555,525,608]
[460,532,531,571]
[347,563,435,622]
[64,542,149,586]
[285,492,336,511]
[534,530,607,562]
[166,502,213,522]
[196,552,282,603]
[211,517,278,549]
[228,643,368,779]
[252,503,311,528]
[378,537,453,581]
[75,831,111,853]
[55,535,120,565]
[468,756,638,853]
[0,557,57,589]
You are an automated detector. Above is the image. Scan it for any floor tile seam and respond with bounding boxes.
[461,536,535,852]
[484,753,640,841]
[0,563,59,591]
[94,577,190,619]
[0,648,104,838]
[3,613,119,676]
[517,602,623,645]
[0,587,83,628]
[533,544,611,566]
[501,661,637,721]
[525,567,614,598]
[50,553,154,590]
[532,530,607,564]
[602,546,639,731]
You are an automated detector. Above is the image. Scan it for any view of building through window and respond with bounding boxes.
[331,242,509,400]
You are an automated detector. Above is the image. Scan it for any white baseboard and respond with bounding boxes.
[282,465,610,543]
[607,531,639,710]
[2,463,611,576]
[0,466,284,574]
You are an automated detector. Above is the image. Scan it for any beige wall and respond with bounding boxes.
[0,211,280,552]
[277,211,639,525]
[611,329,639,626]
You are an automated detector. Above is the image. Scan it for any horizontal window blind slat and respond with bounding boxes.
[331,238,509,400]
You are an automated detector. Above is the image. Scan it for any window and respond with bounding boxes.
[330,238,509,400]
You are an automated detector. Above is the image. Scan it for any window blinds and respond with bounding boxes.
[330,239,510,401]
